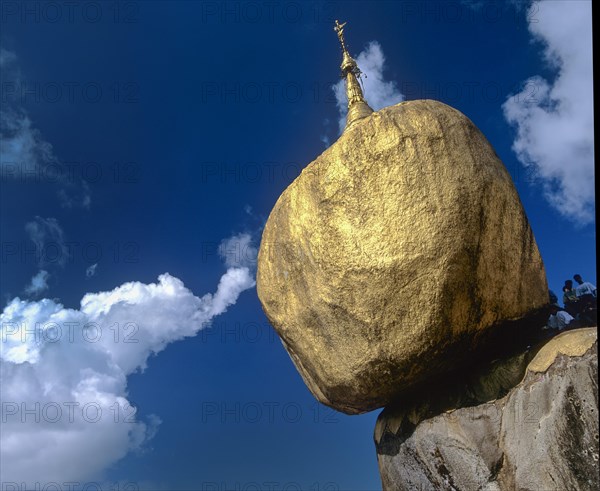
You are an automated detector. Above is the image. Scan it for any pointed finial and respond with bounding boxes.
[334,20,348,53]
[333,20,373,131]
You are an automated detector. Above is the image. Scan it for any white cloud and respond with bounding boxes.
[0,108,55,176]
[86,263,98,278]
[24,270,50,296]
[0,49,91,208]
[0,47,17,66]
[0,50,53,175]
[332,41,405,134]
[1,237,256,485]
[25,216,68,268]
[23,217,67,296]
[502,0,594,225]
[219,232,258,269]
[58,180,92,210]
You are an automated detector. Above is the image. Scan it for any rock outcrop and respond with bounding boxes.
[375,328,599,491]
[257,100,548,414]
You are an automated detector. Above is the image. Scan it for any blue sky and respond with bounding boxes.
[0,1,594,490]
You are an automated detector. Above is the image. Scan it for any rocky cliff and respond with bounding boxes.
[375,328,598,491]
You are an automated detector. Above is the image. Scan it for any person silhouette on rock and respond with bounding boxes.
[573,274,597,325]
[562,280,579,317]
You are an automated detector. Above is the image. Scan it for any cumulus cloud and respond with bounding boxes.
[219,232,258,269]
[332,41,405,134]
[0,49,91,208]
[502,0,594,225]
[1,237,256,485]
[24,270,50,296]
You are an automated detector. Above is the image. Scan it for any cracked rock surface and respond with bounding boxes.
[375,328,599,491]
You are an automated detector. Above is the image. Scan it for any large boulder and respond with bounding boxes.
[257,100,548,414]
[375,328,599,491]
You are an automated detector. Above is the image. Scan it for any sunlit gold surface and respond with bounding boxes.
[257,100,548,414]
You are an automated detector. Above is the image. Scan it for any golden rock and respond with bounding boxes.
[257,100,548,414]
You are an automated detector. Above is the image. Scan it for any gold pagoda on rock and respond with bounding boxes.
[334,20,374,130]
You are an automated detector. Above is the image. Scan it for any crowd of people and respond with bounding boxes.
[547,274,597,332]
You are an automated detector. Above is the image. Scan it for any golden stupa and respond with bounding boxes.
[334,19,374,130]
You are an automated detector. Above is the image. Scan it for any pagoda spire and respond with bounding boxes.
[334,20,374,130]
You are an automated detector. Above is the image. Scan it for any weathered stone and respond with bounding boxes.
[257,100,548,414]
[375,328,599,491]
